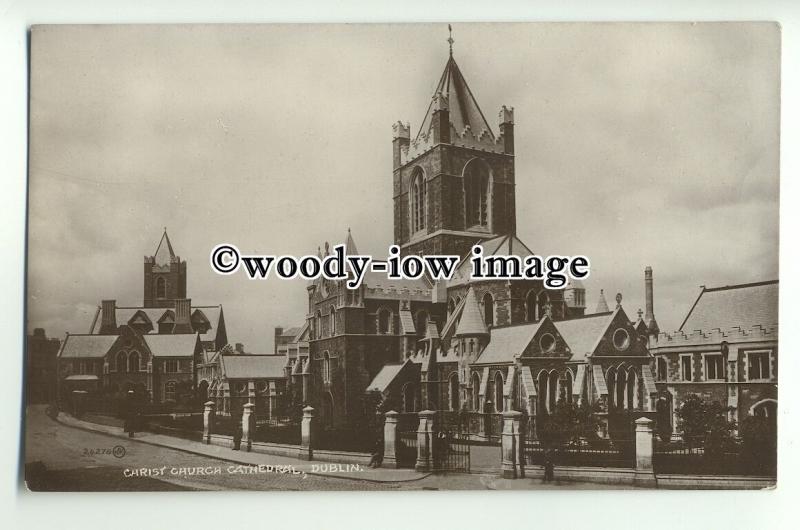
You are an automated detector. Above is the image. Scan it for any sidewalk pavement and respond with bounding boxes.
[57,413,432,484]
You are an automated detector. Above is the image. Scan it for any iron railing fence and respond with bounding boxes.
[523,438,635,469]
[653,437,775,476]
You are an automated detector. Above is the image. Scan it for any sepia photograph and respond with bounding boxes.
[23,22,779,494]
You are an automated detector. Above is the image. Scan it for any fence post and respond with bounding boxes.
[501,411,522,479]
[634,417,657,487]
[298,406,315,461]
[383,410,399,468]
[241,403,255,452]
[415,410,435,472]
[203,401,216,444]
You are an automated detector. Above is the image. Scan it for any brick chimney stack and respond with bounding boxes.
[644,267,660,335]
[99,300,117,334]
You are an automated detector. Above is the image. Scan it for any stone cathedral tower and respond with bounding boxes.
[143,229,187,308]
[392,46,516,258]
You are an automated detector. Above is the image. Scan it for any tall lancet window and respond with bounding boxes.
[156,277,167,299]
[410,169,426,234]
[464,160,490,229]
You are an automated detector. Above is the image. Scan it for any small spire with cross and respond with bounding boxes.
[447,24,454,56]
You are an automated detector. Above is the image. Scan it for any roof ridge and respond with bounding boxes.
[703,279,779,292]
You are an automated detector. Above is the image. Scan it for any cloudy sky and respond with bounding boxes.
[27,23,779,352]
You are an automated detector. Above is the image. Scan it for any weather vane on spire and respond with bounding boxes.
[447,24,454,56]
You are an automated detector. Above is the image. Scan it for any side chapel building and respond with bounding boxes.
[57,231,228,405]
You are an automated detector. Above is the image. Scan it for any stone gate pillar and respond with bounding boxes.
[241,403,255,452]
[416,410,435,472]
[634,417,657,487]
[298,406,315,461]
[501,411,522,479]
[203,401,216,444]
[383,410,399,468]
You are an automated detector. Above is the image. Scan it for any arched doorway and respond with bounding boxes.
[198,380,210,405]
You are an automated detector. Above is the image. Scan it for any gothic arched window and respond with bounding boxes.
[128,351,140,373]
[564,370,574,403]
[377,308,391,335]
[449,373,460,411]
[482,293,494,327]
[329,306,336,336]
[116,351,128,373]
[494,371,504,413]
[471,373,481,411]
[525,290,537,322]
[537,292,550,320]
[156,277,167,299]
[323,351,331,383]
[463,159,490,229]
[409,169,426,234]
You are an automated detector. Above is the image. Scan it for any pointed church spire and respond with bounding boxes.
[344,227,359,255]
[154,228,176,266]
[595,289,610,313]
[415,49,495,143]
[455,288,489,337]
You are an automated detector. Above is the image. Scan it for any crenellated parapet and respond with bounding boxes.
[654,324,778,347]
[396,104,515,166]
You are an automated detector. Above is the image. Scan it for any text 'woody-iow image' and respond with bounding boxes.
[24,23,779,492]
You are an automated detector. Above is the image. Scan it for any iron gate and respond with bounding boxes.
[432,430,471,473]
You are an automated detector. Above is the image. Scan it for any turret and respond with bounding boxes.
[499,105,514,155]
[392,121,410,170]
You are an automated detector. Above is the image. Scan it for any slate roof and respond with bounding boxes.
[554,311,614,362]
[455,288,488,337]
[361,268,431,292]
[144,334,199,358]
[423,320,440,341]
[366,362,410,393]
[474,321,542,365]
[220,354,287,380]
[59,335,119,359]
[398,309,416,335]
[279,326,301,339]
[416,55,494,142]
[679,280,778,332]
